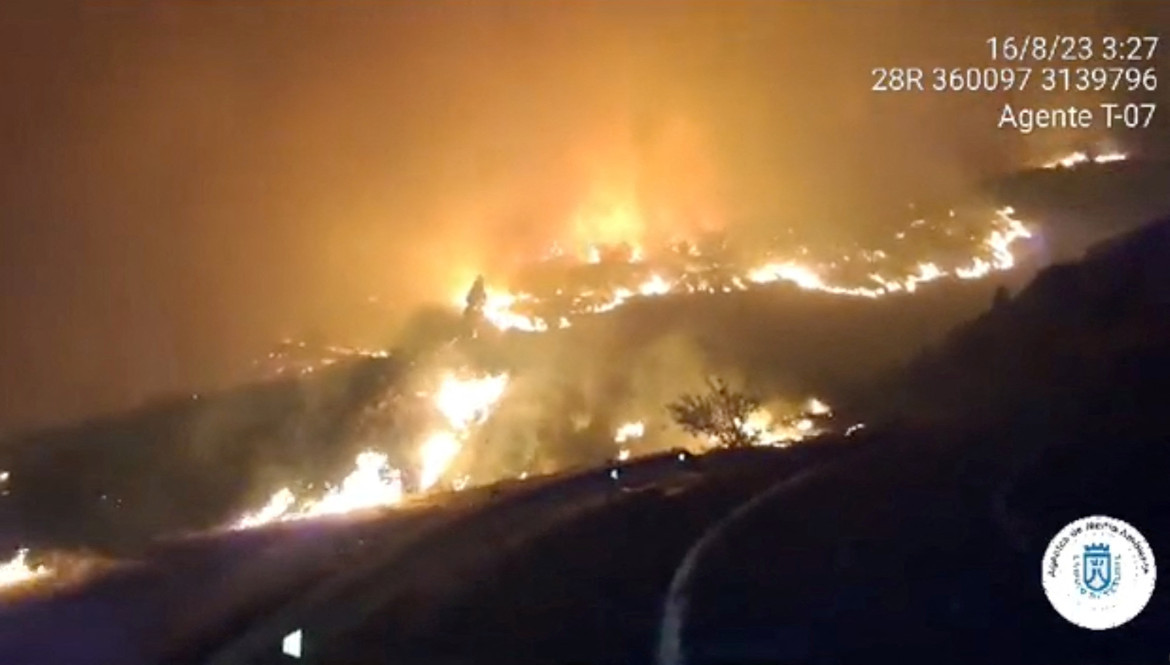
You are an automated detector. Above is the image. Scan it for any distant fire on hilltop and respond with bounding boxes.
[1041,150,1128,170]
[460,206,1034,334]
[253,340,391,380]
[257,197,1040,378]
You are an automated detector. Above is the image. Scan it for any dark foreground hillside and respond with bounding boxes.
[875,214,1170,424]
[680,216,1170,664]
[980,159,1170,263]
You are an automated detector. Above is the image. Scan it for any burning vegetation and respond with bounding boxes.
[1041,150,1128,170]
[0,548,119,601]
[14,143,1097,541]
[230,371,509,530]
[225,197,1045,532]
[0,186,1051,600]
[0,549,50,592]
[229,372,842,532]
[667,378,837,450]
[459,206,1034,335]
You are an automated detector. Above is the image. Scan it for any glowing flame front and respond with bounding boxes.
[418,431,461,492]
[614,421,646,444]
[614,420,646,462]
[432,372,510,432]
[418,372,510,490]
[301,451,405,518]
[0,549,50,591]
[701,396,837,449]
[466,207,1035,332]
[1042,150,1127,169]
[230,371,509,530]
[232,451,405,530]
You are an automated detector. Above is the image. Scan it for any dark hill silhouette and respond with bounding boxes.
[867,214,1170,425]
[682,214,1170,664]
[980,158,1170,263]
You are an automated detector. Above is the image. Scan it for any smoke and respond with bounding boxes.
[2,2,1167,434]
[461,325,749,478]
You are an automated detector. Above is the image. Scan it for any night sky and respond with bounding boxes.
[1,1,1167,434]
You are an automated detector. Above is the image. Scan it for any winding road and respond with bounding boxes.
[0,444,852,665]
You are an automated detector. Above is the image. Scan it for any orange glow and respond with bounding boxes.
[0,549,50,591]
[462,207,1034,333]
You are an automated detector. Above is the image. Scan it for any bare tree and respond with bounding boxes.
[667,376,761,448]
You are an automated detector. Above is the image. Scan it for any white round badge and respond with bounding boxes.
[1042,515,1156,630]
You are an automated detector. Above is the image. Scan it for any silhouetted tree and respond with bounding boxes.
[667,376,761,448]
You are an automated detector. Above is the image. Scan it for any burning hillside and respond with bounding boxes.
[459,205,1034,335]
[223,197,1045,531]
[611,396,844,462]
[256,194,1043,381]
[0,549,50,592]
[460,149,1124,338]
[14,153,1138,548]
[229,371,509,530]
[252,340,392,380]
[0,548,119,601]
[227,380,844,532]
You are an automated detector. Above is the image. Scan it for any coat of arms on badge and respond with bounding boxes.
[1082,544,1115,593]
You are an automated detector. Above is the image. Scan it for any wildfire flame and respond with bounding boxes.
[255,340,393,378]
[237,203,1031,527]
[0,549,51,592]
[806,398,831,416]
[230,371,509,530]
[418,372,510,490]
[231,451,405,530]
[699,396,835,449]
[614,421,646,444]
[297,452,405,518]
[418,431,462,493]
[479,291,555,333]
[614,420,646,461]
[466,207,1034,332]
[1042,150,1128,169]
[432,372,510,431]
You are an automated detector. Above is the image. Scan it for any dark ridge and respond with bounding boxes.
[866,214,1170,426]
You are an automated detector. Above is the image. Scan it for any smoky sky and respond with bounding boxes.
[1,1,1167,434]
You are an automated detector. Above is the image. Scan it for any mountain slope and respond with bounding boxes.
[676,216,1170,665]
[869,214,1170,425]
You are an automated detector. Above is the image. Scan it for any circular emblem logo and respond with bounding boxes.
[1042,515,1157,630]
